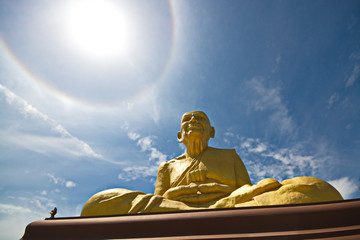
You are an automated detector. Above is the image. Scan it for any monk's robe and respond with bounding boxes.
[154,147,252,206]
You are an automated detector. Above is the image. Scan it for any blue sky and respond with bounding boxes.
[1,0,360,239]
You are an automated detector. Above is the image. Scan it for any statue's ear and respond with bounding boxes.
[210,126,215,138]
[177,131,183,142]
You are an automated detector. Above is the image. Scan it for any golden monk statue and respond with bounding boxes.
[81,111,343,216]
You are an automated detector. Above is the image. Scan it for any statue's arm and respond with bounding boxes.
[233,150,252,187]
[154,161,171,196]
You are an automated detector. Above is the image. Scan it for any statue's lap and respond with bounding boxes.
[81,176,343,216]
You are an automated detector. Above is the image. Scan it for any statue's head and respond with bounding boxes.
[177,111,215,147]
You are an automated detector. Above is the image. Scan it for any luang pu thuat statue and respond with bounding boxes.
[81,111,343,216]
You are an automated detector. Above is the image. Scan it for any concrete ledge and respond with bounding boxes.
[22,199,360,240]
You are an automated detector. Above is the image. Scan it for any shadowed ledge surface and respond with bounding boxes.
[22,199,360,240]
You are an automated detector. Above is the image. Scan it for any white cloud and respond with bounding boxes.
[328,177,358,199]
[238,137,325,182]
[0,214,35,239]
[126,130,168,165]
[224,132,234,137]
[271,54,281,73]
[346,63,359,87]
[349,51,360,60]
[17,195,56,212]
[118,165,159,182]
[65,181,76,188]
[117,129,169,182]
[145,93,160,124]
[45,173,61,185]
[45,173,77,188]
[136,136,168,164]
[0,203,32,215]
[148,148,167,163]
[2,132,97,159]
[127,131,140,140]
[0,202,51,239]
[224,131,234,144]
[327,92,340,108]
[246,78,282,111]
[240,138,267,153]
[0,84,104,160]
[137,136,153,151]
[245,77,294,135]
[121,122,130,131]
[342,98,349,107]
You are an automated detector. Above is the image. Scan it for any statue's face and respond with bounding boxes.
[178,111,214,144]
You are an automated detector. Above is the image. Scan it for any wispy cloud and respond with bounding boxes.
[225,132,358,200]
[329,177,358,199]
[245,77,294,135]
[118,166,159,182]
[127,131,140,141]
[0,203,48,239]
[327,92,340,108]
[346,63,359,88]
[225,134,327,183]
[65,181,76,188]
[0,203,32,215]
[122,124,167,165]
[2,132,97,159]
[45,173,77,188]
[240,138,267,153]
[137,136,167,164]
[118,128,168,182]
[0,194,59,239]
[0,84,103,160]
[271,54,281,73]
[17,195,56,212]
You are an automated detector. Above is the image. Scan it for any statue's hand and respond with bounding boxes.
[163,183,199,201]
[198,183,234,195]
[176,183,234,204]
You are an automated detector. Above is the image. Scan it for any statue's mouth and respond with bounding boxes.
[188,124,202,130]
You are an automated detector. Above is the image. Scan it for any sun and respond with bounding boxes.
[64,0,132,59]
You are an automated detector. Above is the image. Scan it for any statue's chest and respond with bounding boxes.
[200,156,236,184]
[169,155,236,187]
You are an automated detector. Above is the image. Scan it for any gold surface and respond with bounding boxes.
[81,111,343,216]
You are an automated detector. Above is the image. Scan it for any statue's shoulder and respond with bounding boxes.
[171,154,187,162]
[160,153,186,166]
[206,147,237,154]
[205,147,240,160]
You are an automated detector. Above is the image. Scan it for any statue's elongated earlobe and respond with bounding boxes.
[177,131,183,143]
[210,126,215,138]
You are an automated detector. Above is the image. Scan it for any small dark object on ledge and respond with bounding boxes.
[49,207,57,219]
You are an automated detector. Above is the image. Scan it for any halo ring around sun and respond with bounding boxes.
[0,0,177,109]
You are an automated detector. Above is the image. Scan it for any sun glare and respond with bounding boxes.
[64,0,132,59]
